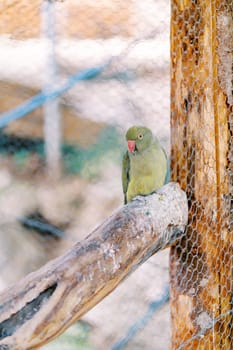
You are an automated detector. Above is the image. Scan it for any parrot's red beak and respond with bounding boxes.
[127,140,136,153]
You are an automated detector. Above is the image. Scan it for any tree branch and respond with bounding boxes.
[0,182,188,350]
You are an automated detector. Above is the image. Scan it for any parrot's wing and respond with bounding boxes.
[122,151,130,204]
[161,147,170,184]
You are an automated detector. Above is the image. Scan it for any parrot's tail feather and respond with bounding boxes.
[164,157,171,184]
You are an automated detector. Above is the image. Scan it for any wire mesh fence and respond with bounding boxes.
[0,1,170,350]
[170,0,233,349]
[0,0,232,349]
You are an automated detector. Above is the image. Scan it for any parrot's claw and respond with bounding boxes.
[132,195,146,203]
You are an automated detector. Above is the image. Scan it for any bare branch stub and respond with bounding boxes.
[0,182,187,350]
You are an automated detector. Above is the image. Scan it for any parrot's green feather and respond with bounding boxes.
[122,126,168,204]
[122,151,130,204]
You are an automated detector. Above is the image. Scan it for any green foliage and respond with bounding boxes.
[63,126,123,179]
[45,321,96,350]
[0,126,124,179]
[12,149,30,168]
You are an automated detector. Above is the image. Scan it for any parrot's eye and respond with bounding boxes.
[138,133,144,140]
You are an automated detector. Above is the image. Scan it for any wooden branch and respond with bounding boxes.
[0,182,187,350]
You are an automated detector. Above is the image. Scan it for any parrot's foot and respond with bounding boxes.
[149,190,165,201]
[131,190,163,203]
[132,194,147,203]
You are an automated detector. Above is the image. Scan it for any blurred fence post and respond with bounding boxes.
[170,0,233,349]
[41,0,62,178]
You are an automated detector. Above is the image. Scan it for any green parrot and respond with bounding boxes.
[122,126,168,204]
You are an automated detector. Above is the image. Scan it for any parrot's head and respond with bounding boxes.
[126,126,153,154]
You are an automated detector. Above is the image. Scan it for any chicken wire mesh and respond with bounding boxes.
[0,1,170,350]
[170,0,233,349]
[0,0,232,350]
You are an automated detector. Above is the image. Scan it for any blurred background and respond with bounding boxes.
[0,1,170,349]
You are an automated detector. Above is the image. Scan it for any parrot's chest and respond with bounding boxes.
[126,148,166,202]
[129,152,154,177]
